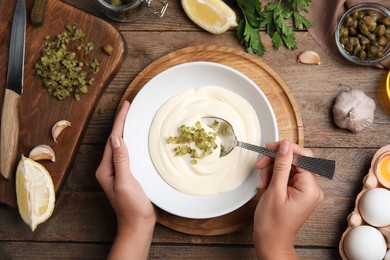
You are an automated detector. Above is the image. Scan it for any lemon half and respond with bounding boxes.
[181,0,238,34]
[16,156,55,232]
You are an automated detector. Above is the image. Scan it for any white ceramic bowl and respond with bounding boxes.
[123,62,278,219]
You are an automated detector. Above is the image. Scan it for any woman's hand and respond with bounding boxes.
[253,140,324,260]
[96,100,157,259]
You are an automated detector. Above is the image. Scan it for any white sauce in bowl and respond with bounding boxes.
[149,86,260,196]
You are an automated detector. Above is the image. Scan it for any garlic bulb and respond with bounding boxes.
[333,90,376,133]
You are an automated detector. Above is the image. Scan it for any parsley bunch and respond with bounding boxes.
[236,0,314,57]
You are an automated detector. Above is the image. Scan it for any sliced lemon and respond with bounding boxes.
[16,155,55,232]
[181,0,238,34]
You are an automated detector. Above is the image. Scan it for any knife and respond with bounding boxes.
[1,0,26,179]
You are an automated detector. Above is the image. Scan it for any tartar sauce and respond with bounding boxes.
[149,86,260,196]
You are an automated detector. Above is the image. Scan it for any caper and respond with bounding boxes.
[371,40,380,48]
[385,28,390,39]
[375,24,385,36]
[359,23,370,36]
[352,11,359,19]
[349,36,359,45]
[110,0,123,6]
[368,10,380,21]
[368,33,377,42]
[344,15,354,27]
[364,16,374,24]
[352,19,358,29]
[359,50,367,60]
[359,35,370,45]
[345,43,354,52]
[353,43,361,55]
[379,17,390,26]
[353,11,365,20]
[378,35,389,46]
[376,50,384,58]
[349,27,357,35]
[368,45,379,56]
[340,36,349,45]
[340,27,349,37]
[102,44,113,55]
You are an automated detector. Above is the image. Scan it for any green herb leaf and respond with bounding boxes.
[288,0,311,13]
[236,0,313,55]
[236,0,262,28]
[236,0,265,57]
[293,11,314,30]
[287,0,314,29]
[261,2,297,50]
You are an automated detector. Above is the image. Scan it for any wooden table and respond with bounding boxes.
[1,0,389,259]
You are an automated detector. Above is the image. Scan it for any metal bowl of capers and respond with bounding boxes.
[335,3,390,65]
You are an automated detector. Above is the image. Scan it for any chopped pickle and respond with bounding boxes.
[34,23,99,101]
[166,121,219,163]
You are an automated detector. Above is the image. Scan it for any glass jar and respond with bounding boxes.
[96,0,168,22]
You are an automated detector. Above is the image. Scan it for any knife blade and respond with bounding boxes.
[1,0,26,179]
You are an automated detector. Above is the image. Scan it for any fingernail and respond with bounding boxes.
[258,175,264,189]
[278,140,289,155]
[111,136,121,149]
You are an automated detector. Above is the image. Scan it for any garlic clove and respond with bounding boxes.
[29,145,56,162]
[52,120,71,143]
[298,50,321,65]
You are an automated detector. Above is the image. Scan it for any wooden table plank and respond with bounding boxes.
[0,242,340,259]
[0,192,353,248]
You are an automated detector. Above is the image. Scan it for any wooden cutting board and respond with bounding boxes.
[0,0,126,207]
[120,46,303,235]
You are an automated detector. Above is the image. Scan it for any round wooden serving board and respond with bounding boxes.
[120,45,303,235]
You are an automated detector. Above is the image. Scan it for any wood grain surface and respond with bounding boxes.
[0,0,126,207]
[119,45,303,235]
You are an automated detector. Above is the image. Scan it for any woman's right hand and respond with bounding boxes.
[253,140,324,260]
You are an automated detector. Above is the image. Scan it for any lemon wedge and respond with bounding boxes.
[16,155,55,232]
[181,0,238,34]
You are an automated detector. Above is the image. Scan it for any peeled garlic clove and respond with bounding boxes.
[52,120,71,143]
[29,145,56,162]
[298,51,321,65]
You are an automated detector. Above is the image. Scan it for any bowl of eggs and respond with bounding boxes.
[335,3,390,66]
[339,145,390,259]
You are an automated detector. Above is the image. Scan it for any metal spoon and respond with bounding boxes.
[202,117,335,179]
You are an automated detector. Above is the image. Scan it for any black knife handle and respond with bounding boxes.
[1,89,20,179]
